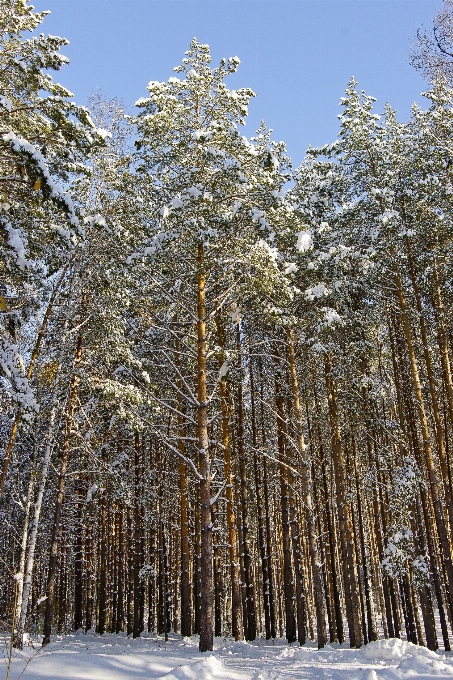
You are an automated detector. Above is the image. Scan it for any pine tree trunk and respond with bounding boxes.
[320,442,344,643]
[212,503,222,637]
[194,483,201,635]
[97,489,107,635]
[275,372,297,643]
[85,511,94,632]
[250,362,272,640]
[352,436,378,643]
[286,329,326,648]
[218,341,243,640]
[116,506,124,633]
[258,361,277,639]
[324,354,363,647]
[147,522,156,633]
[74,479,85,631]
[126,506,134,635]
[288,475,306,645]
[12,471,33,648]
[236,325,256,641]
[133,433,142,638]
[42,332,83,646]
[12,346,66,646]
[197,245,213,653]
[412,500,438,650]
[174,336,192,637]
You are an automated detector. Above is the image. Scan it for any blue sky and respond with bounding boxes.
[35,0,442,166]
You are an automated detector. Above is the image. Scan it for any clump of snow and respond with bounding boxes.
[187,186,202,199]
[157,656,226,680]
[2,131,78,225]
[284,262,298,275]
[0,95,11,111]
[296,231,313,252]
[86,484,98,503]
[305,282,329,300]
[0,338,38,413]
[96,128,112,140]
[219,361,229,378]
[363,637,414,660]
[5,222,28,269]
[397,652,453,677]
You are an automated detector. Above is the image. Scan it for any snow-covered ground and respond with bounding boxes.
[2,632,453,680]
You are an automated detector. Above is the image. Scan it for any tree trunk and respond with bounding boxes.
[215,315,243,640]
[352,435,378,643]
[236,324,256,641]
[324,354,363,647]
[250,361,272,640]
[42,332,83,646]
[97,489,107,635]
[74,479,85,631]
[286,329,326,648]
[197,245,213,653]
[275,369,297,643]
[133,433,143,638]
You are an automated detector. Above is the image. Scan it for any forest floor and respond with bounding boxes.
[2,632,453,680]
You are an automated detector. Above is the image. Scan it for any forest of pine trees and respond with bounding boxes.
[4,0,453,658]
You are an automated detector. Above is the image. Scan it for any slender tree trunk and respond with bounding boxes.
[212,503,222,637]
[97,488,107,635]
[74,478,85,631]
[352,436,378,643]
[236,324,256,641]
[258,360,277,639]
[286,329,326,648]
[174,336,192,636]
[116,506,124,633]
[126,505,134,636]
[197,245,213,653]
[324,354,362,647]
[412,500,438,651]
[320,442,343,642]
[250,362,272,640]
[85,511,94,632]
[288,473,306,645]
[275,369,297,643]
[133,433,142,638]
[12,470,33,648]
[42,332,83,646]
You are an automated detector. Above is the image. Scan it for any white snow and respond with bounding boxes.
[186,187,202,199]
[219,361,229,377]
[96,127,112,140]
[0,94,12,111]
[284,263,298,275]
[305,282,330,300]
[296,231,313,253]
[5,223,27,269]
[2,131,78,225]
[2,633,453,680]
